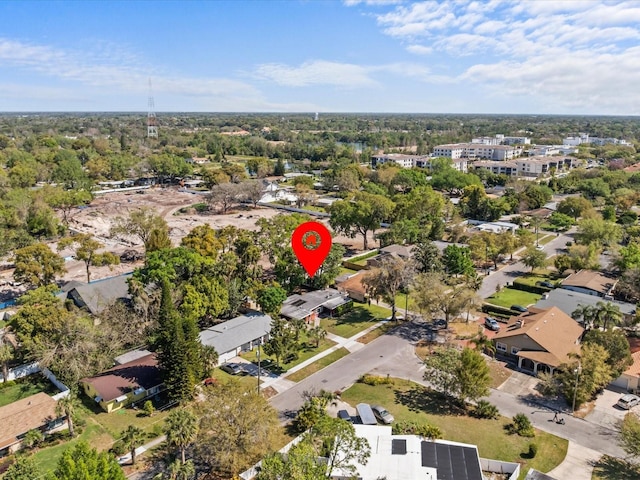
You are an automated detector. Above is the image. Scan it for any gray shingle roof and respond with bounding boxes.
[65,274,131,315]
[199,311,272,355]
[281,289,350,320]
[535,289,636,317]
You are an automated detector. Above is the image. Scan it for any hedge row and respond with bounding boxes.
[481,303,513,320]
[511,280,551,295]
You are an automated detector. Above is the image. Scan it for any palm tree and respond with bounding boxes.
[464,272,483,292]
[595,301,623,331]
[571,304,597,330]
[164,408,198,465]
[471,333,496,359]
[308,326,327,348]
[122,425,146,465]
[56,392,79,437]
[167,459,195,480]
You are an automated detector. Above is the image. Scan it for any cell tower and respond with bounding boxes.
[147,78,158,138]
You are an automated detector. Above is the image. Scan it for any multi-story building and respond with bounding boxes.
[371,153,427,169]
[471,134,531,145]
[515,156,576,177]
[563,133,631,147]
[472,160,518,177]
[432,143,522,161]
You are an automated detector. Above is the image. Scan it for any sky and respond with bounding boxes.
[0,0,639,115]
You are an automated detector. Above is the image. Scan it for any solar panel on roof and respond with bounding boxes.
[421,441,437,467]
[391,439,407,455]
[463,447,483,479]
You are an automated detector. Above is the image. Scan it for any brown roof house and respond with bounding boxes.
[492,307,584,375]
[81,353,164,413]
[335,271,368,302]
[560,270,617,299]
[0,392,68,455]
[611,351,640,393]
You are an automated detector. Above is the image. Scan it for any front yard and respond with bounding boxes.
[340,379,567,480]
[240,335,337,373]
[485,287,541,309]
[320,303,390,338]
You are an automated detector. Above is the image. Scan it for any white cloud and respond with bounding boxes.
[255,60,378,88]
[406,44,433,55]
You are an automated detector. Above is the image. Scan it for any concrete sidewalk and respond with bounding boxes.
[547,441,601,480]
[260,320,388,391]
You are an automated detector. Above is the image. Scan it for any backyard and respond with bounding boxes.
[340,379,568,480]
[0,374,60,407]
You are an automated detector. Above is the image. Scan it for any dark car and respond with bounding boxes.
[536,281,555,289]
[484,317,501,331]
[511,305,528,313]
[337,410,352,422]
[220,363,246,375]
[433,319,447,330]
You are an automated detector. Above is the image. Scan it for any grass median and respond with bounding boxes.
[286,348,350,383]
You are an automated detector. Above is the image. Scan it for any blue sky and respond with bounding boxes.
[1,0,639,114]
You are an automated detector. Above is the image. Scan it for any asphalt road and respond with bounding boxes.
[269,318,625,459]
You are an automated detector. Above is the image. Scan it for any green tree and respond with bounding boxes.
[122,425,145,465]
[164,459,196,480]
[577,217,623,246]
[442,245,474,277]
[362,256,412,321]
[309,416,371,479]
[3,455,41,480]
[308,326,327,348]
[413,240,443,274]
[619,412,640,458]
[45,187,93,225]
[329,192,395,250]
[571,304,598,330]
[548,212,574,231]
[456,348,491,404]
[616,242,640,271]
[58,233,119,283]
[557,196,593,220]
[558,344,613,409]
[423,347,461,399]
[194,381,280,477]
[521,246,547,272]
[257,284,287,318]
[13,243,66,287]
[258,440,327,480]
[0,341,14,383]
[56,393,79,438]
[263,317,298,366]
[49,441,126,480]
[594,301,623,331]
[154,279,202,403]
[165,408,198,465]
[411,273,479,325]
[583,329,632,378]
[111,208,171,253]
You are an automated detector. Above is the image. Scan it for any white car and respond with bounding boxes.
[616,394,640,410]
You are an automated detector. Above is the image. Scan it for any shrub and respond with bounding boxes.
[110,440,127,456]
[508,413,535,437]
[473,400,499,419]
[392,420,442,440]
[358,374,393,386]
[143,400,155,417]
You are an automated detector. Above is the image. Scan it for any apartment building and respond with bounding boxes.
[471,134,530,145]
[371,154,427,169]
[563,133,631,147]
[433,143,522,161]
[472,160,518,176]
[515,156,576,177]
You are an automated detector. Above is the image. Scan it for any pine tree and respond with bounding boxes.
[154,279,201,404]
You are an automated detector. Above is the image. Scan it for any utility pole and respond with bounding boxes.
[147,78,158,139]
[257,345,261,394]
[572,361,582,414]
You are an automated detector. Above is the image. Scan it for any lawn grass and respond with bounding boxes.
[340,379,567,480]
[486,287,541,309]
[0,375,60,407]
[286,348,350,383]
[537,234,555,245]
[31,421,113,473]
[357,322,393,344]
[514,273,553,287]
[320,303,390,338]
[487,360,513,389]
[338,267,358,276]
[394,292,417,313]
[592,455,640,479]
[214,367,264,390]
[240,336,337,373]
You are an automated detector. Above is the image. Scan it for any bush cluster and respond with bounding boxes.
[472,400,499,419]
[507,413,535,437]
[358,374,393,386]
[392,420,443,440]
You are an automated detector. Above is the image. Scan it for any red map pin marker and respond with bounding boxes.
[292,221,332,278]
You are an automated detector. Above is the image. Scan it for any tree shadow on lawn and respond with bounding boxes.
[388,321,438,343]
[591,455,640,480]
[394,385,466,417]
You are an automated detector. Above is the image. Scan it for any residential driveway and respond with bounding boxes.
[585,387,636,430]
[496,370,539,396]
[546,441,601,480]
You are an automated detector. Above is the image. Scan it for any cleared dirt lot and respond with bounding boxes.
[56,186,379,282]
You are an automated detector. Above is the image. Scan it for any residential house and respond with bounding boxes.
[611,351,640,393]
[81,353,163,413]
[199,311,272,365]
[0,392,68,456]
[61,274,131,315]
[560,270,617,298]
[492,307,584,374]
[330,425,517,480]
[534,289,636,324]
[335,271,368,302]
[281,289,352,327]
[367,244,413,268]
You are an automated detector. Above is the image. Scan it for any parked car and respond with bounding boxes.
[371,405,394,424]
[536,281,555,289]
[616,394,640,410]
[511,305,528,313]
[337,410,352,422]
[484,317,501,331]
[220,363,246,375]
